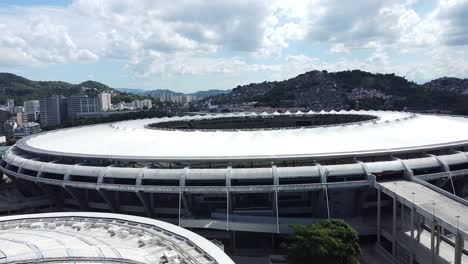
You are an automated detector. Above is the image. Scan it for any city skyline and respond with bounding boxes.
[0,0,467,92]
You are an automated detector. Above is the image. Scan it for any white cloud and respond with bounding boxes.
[0,0,466,84]
[330,43,350,54]
[436,0,468,46]
[126,51,280,78]
[0,9,99,67]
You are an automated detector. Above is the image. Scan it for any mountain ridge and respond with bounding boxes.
[0,73,149,105]
[206,70,468,114]
[116,88,230,97]
[1,71,467,114]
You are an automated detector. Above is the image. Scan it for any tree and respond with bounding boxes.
[286,219,360,264]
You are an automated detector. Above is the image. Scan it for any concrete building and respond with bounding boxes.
[67,95,100,119]
[159,91,173,102]
[39,96,67,127]
[16,112,28,127]
[21,122,41,136]
[13,106,23,114]
[24,100,40,121]
[133,99,152,109]
[0,109,9,135]
[3,119,17,139]
[159,94,198,105]
[98,92,112,111]
[142,99,152,109]
[7,99,14,113]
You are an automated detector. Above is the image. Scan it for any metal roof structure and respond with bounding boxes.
[0,212,234,264]
[17,110,468,161]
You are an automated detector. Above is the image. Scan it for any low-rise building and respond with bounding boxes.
[18,122,41,137]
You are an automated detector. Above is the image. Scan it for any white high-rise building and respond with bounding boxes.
[7,99,14,113]
[98,92,112,111]
[24,100,40,121]
[141,99,152,109]
[131,99,153,110]
[24,100,40,113]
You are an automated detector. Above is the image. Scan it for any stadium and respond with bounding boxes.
[1,110,468,251]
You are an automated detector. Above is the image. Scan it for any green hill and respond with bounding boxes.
[0,73,120,105]
[208,70,468,115]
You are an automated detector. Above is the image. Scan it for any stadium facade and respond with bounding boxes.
[1,110,468,249]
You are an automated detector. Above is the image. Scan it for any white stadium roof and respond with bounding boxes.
[20,111,468,160]
[0,212,234,264]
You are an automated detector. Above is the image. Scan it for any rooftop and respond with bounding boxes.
[0,212,233,264]
[18,110,468,160]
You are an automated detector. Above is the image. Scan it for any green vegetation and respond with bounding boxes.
[1,136,21,146]
[333,70,468,114]
[0,73,147,105]
[112,93,147,103]
[286,219,360,264]
[211,69,468,115]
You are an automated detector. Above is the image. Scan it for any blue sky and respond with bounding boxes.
[0,0,467,92]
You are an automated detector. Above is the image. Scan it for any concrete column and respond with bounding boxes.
[428,153,455,195]
[435,225,441,255]
[97,167,118,213]
[392,195,397,256]
[430,220,435,263]
[410,205,415,264]
[454,233,464,264]
[416,215,422,242]
[136,167,152,218]
[225,165,233,220]
[275,189,279,234]
[409,205,415,264]
[410,206,414,238]
[400,203,405,229]
[377,188,381,244]
[178,187,182,226]
[231,231,237,252]
[226,190,229,231]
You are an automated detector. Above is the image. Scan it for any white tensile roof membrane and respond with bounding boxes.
[23,111,468,159]
[0,212,234,264]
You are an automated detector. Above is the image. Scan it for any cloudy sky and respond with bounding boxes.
[0,0,467,92]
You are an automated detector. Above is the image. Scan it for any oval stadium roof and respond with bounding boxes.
[18,111,468,160]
